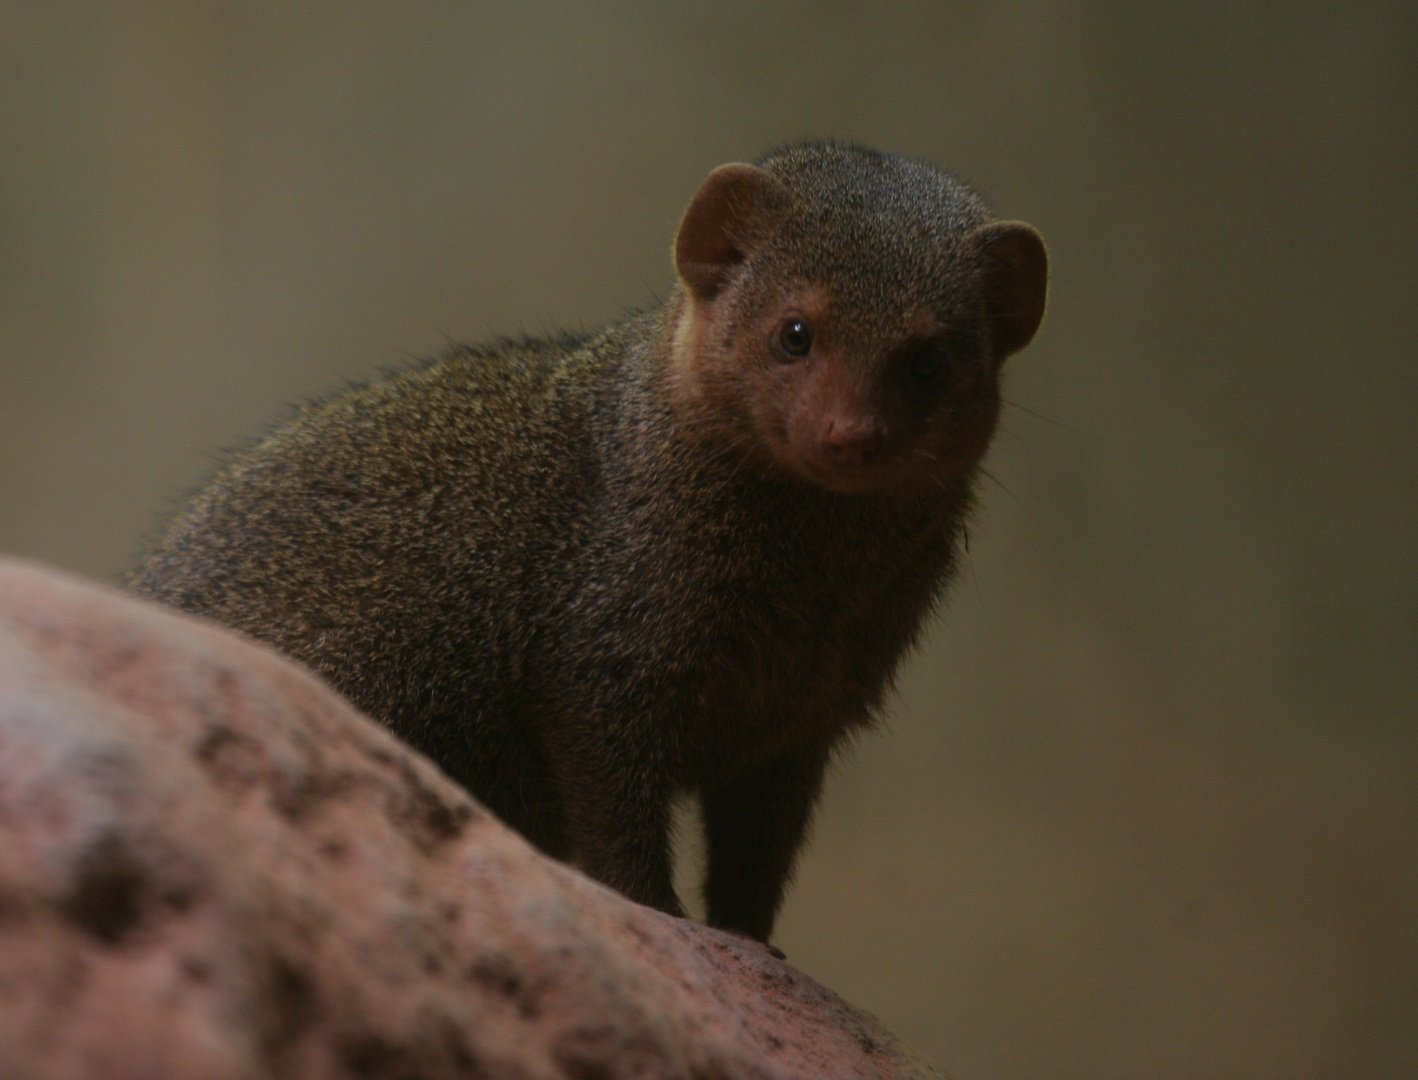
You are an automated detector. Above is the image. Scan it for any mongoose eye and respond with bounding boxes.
[778,320,813,358]
[908,346,945,381]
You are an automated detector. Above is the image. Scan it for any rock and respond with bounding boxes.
[0,558,944,1080]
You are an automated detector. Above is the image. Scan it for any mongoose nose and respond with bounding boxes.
[822,420,883,467]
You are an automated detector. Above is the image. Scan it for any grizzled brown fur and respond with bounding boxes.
[130,142,1047,942]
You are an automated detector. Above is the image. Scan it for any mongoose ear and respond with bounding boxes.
[967,220,1049,360]
[675,163,786,301]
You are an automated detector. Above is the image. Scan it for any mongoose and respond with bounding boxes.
[130,142,1047,942]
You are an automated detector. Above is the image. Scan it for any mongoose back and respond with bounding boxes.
[131,142,1048,942]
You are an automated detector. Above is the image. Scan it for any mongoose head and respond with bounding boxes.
[669,142,1047,497]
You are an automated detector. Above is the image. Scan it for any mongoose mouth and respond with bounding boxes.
[795,451,917,496]
[792,429,993,497]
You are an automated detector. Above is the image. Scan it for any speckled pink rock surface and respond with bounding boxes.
[0,558,945,1080]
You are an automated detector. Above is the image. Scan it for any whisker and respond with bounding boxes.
[961,522,983,605]
[977,466,1025,510]
[992,424,1042,452]
[1002,397,1086,435]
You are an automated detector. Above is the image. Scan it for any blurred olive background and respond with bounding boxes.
[3,2,1415,1077]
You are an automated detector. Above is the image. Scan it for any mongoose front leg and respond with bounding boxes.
[701,742,832,942]
[553,731,684,918]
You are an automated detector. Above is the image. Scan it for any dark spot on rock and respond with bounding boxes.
[320,837,350,861]
[467,952,521,996]
[195,725,266,792]
[550,1028,621,1080]
[272,767,368,823]
[182,955,214,983]
[195,725,237,763]
[60,834,146,944]
[386,758,476,852]
[553,1026,671,1080]
[339,1016,485,1080]
[419,795,473,844]
[557,1060,612,1080]
[467,952,541,1018]
[260,954,317,1054]
[270,771,324,821]
[340,1033,405,1078]
[552,1052,613,1080]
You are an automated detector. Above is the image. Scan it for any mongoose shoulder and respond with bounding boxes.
[130,141,1048,942]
